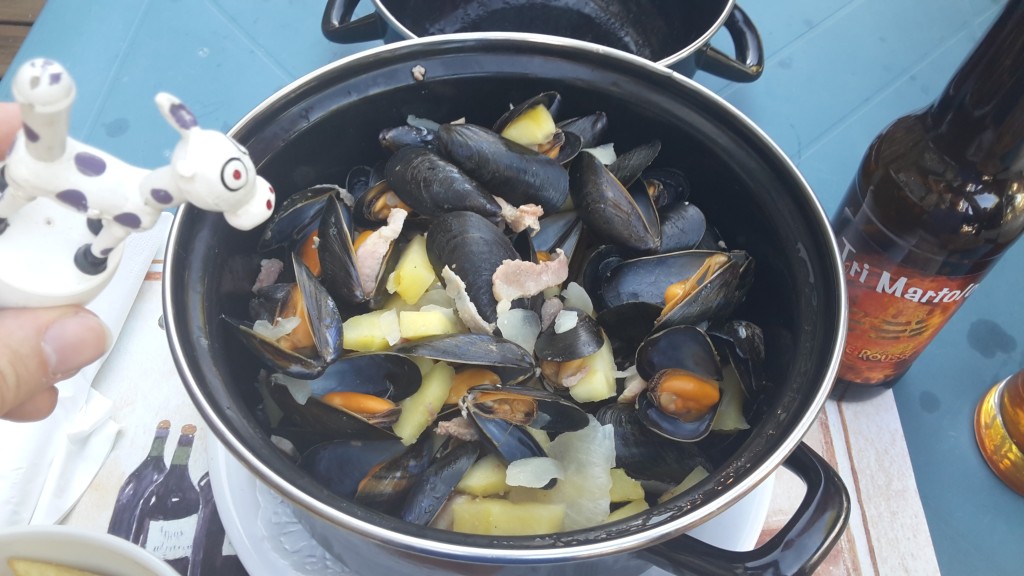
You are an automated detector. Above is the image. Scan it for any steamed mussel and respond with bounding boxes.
[231,90,771,536]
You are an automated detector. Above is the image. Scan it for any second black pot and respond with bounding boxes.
[322,0,764,82]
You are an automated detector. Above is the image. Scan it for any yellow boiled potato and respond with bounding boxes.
[392,361,455,445]
[386,234,436,305]
[604,499,650,523]
[657,466,710,504]
[342,309,397,352]
[8,558,101,576]
[452,497,565,536]
[399,309,459,340]
[456,453,509,497]
[609,468,645,503]
[500,104,557,148]
[567,336,617,403]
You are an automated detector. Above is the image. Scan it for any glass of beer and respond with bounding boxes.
[975,369,1024,496]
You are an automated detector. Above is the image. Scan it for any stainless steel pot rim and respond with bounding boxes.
[164,31,848,564]
[367,0,738,67]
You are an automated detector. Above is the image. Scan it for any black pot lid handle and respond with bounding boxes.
[697,5,765,83]
[643,442,851,575]
[322,0,388,44]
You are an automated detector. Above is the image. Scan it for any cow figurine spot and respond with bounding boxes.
[0,58,276,277]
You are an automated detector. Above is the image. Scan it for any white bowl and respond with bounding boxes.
[0,526,178,576]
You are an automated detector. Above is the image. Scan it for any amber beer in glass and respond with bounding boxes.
[832,0,1024,387]
[975,370,1024,496]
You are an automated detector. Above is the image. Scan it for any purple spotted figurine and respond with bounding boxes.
[0,58,275,307]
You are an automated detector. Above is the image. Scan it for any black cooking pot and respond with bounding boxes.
[165,34,847,575]
[322,0,764,82]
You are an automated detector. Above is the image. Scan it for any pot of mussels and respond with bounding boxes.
[165,33,849,575]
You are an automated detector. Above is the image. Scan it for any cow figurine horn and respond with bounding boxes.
[0,58,276,308]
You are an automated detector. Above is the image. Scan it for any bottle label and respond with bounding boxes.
[836,232,985,385]
[144,515,199,560]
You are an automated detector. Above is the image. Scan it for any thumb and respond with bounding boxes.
[0,306,111,421]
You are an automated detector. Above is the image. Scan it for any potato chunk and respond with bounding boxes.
[452,497,565,536]
[399,309,460,340]
[393,361,455,445]
[456,453,509,497]
[386,234,436,304]
[342,309,399,351]
[500,104,557,148]
[609,468,645,503]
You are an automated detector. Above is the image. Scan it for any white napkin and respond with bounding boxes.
[0,212,173,526]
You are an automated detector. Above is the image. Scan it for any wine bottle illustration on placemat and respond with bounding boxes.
[189,472,248,576]
[132,424,201,575]
[107,420,171,539]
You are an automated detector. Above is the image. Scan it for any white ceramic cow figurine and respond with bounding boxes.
[0,58,276,278]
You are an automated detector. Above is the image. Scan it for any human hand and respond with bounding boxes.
[0,102,112,421]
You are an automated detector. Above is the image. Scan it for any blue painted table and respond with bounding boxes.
[5,0,1022,573]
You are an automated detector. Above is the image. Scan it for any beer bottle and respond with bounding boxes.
[832,0,1024,387]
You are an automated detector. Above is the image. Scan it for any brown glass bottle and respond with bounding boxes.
[832,0,1024,387]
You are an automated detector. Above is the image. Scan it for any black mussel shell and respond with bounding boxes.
[426,211,520,325]
[437,123,570,213]
[608,140,661,189]
[301,439,408,500]
[531,211,583,264]
[401,439,481,526]
[492,91,561,135]
[385,146,501,222]
[656,251,754,330]
[595,403,710,484]
[657,202,707,254]
[467,410,546,464]
[352,180,406,228]
[637,386,717,443]
[534,308,604,362]
[464,384,590,434]
[708,319,767,395]
[224,253,343,379]
[569,152,660,253]
[635,325,722,382]
[308,351,422,400]
[391,333,536,386]
[346,164,382,201]
[257,185,337,252]
[318,194,364,307]
[557,112,608,149]
[578,244,627,311]
[643,167,690,208]
[379,124,437,152]
[355,434,438,515]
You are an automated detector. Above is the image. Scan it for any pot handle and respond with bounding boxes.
[322,0,388,44]
[696,4,764,83]
[644,442,850,575]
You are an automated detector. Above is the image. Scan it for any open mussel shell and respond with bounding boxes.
[256,184,337,252]
[656,250,754,330]
[635,325,723,381]
[345,164,383,200]
[401,438,481,526]
[643,167,691,209]
[569,151,660,253]
[391,333,536,385]
[436,123,570,213]
[492,91,562,135]
[596,249,752,330]
[426,211,521,325]
[352,179,408,228]
[318,194,401,312]
[464,384,590,434]
[595,403,710,485]
[385,146,501,222]
[224,253,343,379]
[354,434,438,516]
[634,325,724,443]
[300,438,408,501]
[467,410,545,464]
[269,351,421,440]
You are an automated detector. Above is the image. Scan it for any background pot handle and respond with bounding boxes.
[697,4,764,82]
[322,0,387,44]
[644,442,850,575]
